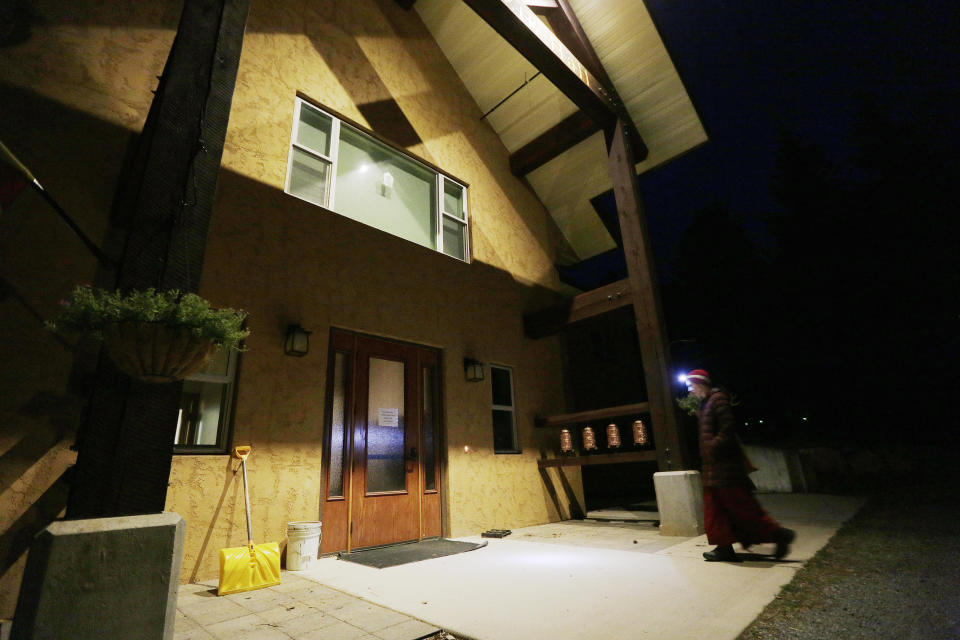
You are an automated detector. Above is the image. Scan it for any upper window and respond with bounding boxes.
[174,349,238,454]
[286,98,469,261]
[491,365,519,453]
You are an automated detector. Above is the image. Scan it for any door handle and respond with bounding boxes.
[405,446,418,461]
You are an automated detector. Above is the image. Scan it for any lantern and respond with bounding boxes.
[633,420,649,446]
[582,426,597,451]
[559,428,574,454]
[606,423,621,448]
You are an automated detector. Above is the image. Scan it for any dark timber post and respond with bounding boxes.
[67,0,250,518]
[606,121,689,471]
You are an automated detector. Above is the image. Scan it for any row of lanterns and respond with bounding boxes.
[559,420,649,454]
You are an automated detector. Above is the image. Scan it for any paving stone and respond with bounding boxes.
[255,602,323,626]
[294,590,357,612]
[372,618,440,640]
[203,612,291,640]
[178,596,251,626]
[173,626,218,640]
[329,602,411,632]
[175,611,201,632]
[228,587,296,613]
[276,610,340,638]
[293,620,370,640]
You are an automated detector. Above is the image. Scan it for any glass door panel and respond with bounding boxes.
[366,357,406,493]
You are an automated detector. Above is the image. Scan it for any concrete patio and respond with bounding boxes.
[176,493,864,640]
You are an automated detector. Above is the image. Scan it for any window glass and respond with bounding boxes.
[366,357,406,493]
[174,350,237,453]
[328,352,348,498]
[335,126,437,251]
[443,179,465,220]
[491,367,513,407]
[442,217,465,261]
[289,148,331,206]
[492,409,516,452]
[423,366,437,491]
[490,365,518,453]
[296,104,332,155]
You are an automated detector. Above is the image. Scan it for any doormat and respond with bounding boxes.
[337,539,487,569]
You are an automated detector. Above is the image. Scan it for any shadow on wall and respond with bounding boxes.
[187,457,243,583]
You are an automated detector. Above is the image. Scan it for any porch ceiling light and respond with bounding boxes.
[284,324,312,357]
[463,357,484,382]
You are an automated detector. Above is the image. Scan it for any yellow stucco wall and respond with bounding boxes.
[163,0,584,584]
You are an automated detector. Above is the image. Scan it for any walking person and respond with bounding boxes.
[685,369,795,562]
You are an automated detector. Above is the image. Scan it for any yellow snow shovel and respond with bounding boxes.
[218,446,281,595]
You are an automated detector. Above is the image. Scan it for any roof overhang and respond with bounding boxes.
[415,0,707,263]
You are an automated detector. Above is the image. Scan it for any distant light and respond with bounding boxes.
[744,422,749,426]
[758,420,764,424]
[802,417,808,422]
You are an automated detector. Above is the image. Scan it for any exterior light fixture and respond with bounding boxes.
[284,324,311,357]
[463,357,484,382]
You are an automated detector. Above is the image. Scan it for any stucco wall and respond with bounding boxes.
[163,0,584,584]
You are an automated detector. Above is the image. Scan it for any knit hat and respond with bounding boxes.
[685,369,712,386]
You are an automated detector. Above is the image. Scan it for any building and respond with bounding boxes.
[0,0,705,614]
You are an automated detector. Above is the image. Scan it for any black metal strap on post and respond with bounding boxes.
[0,139,115,269]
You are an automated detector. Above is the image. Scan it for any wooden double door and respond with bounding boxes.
[320,329,443,554]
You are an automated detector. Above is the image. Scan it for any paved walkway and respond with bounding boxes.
[177,493,864,640]
[174,573,439,640]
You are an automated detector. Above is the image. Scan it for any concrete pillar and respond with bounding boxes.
[12,513,184,640]
[653,470,704,536]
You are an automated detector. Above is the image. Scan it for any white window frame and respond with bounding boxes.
[490,364,519,454]
[285,97,470,262]
[173,350,238,454]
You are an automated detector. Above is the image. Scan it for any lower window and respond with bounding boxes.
[173,349,238,454]
[491,365,519,453]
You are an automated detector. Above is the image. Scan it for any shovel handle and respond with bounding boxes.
[233,445,251,461]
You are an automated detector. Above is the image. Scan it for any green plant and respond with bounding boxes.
[677,393,702,416]
[49,285,250,351]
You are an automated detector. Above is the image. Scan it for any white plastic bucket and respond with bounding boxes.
[286,521,322,571]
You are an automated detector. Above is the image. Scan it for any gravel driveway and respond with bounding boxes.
[739,455,960,640]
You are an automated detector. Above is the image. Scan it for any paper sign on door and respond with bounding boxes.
[377,408,399,427]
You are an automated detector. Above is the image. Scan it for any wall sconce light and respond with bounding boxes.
[284,324,312,357]
[463,357,484,382]
[380,171,394,197]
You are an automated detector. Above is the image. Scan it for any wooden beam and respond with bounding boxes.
[510,110,600,176]
[607,121,688,471]
[538,450,658,468]
[536,400,649,428]
[67,0,251,518]
[525,0,558,8]
[534,0,648,161]
[524,277,632,338]
[462,0,617,131]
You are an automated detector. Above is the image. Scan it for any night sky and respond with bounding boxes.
[634,1,960,445]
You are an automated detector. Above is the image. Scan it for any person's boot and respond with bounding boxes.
[773,528,796,559]
[703,544,740,562]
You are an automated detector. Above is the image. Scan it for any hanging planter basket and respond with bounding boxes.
[102,321,218,383]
